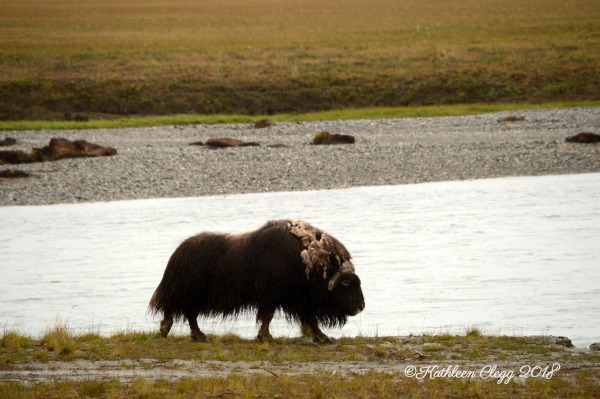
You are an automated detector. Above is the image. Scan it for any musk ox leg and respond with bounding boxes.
[305,319,334,344]
[256,308,275,343]
[186,312,208,342]
[159,310,174,338]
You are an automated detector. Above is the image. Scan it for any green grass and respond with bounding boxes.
[2,326,598,366]
[1,0,599,121]
[1,100,598,131]
[2,327,599,398]
[1,372,599,399]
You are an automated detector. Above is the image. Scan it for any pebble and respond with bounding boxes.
[1,107,599,206]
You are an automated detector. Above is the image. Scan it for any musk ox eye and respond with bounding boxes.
[315,231,322,240]
[341,279,351,287]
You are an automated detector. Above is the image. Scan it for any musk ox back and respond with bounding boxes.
[149,219,365,343]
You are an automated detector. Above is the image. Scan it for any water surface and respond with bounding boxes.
[1,174,599,347]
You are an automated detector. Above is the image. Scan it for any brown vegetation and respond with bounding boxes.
[1,0,599,120]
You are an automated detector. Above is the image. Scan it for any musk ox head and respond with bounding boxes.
[328,271,365,316]
[287,219,365,316]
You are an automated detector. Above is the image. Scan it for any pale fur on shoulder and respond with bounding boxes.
[287,219,355,280]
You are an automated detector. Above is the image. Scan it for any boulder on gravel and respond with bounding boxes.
[565,132,600,143]
[205,138,260,148]
[0,150,33,164]
[554,336,574,348]
[497,116,526,123]
[0,137,17,147]
[253,119,274,129]
[0,138,116,164]
[32,138,117,161]
[312,131,355,145]
[0,169,29,178]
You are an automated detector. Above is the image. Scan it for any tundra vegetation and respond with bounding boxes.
[1,326,599,398]
[1,0,599,122]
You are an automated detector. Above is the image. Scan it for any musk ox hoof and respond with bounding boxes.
[257,332,274,343]
[313,335,335,344]
[159,327,169,338]
[159,320,173,338]
[191,332,209,342]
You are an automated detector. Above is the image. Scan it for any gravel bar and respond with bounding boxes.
[1,107,599,206]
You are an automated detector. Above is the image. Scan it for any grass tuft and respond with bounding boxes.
[40,322,76,356]
[465,327,483,338]
[0,330,33,352]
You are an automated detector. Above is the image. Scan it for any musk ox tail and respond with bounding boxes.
[148,237,200,320]
[148,283,165,315]
[148,270,184,318]
[148,289,160,312]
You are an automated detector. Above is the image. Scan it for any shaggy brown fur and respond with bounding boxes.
[149,219,365,343]
[287,219,355,282]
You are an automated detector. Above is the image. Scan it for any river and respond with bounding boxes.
[1,173,599,347]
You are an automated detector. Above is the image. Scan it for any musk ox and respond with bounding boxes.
[149,219,365,343]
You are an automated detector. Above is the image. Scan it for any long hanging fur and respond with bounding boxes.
[149,219,361,328]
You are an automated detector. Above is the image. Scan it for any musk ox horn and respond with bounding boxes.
[328,272,341,291]
[327,260,356,291]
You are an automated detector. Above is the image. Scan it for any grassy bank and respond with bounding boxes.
[2,372,599,399]
[4,325,596,364]
[1,327,599,398]
[1,0,599,121]
[1,100,598,131]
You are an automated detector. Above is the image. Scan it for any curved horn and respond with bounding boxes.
[328,272,341,291]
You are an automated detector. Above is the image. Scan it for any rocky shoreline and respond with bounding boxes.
[1,106,599,206]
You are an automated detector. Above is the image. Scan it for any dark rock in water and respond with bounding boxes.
[206,138,260,148]
[312,131,355,145]
[0,169,29,178]
[0,137,17,147]
[554,336,574,348]
[565,132,600,143]
[590,343,600,351]
[253,119,274,129]
[0,138,116,164]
